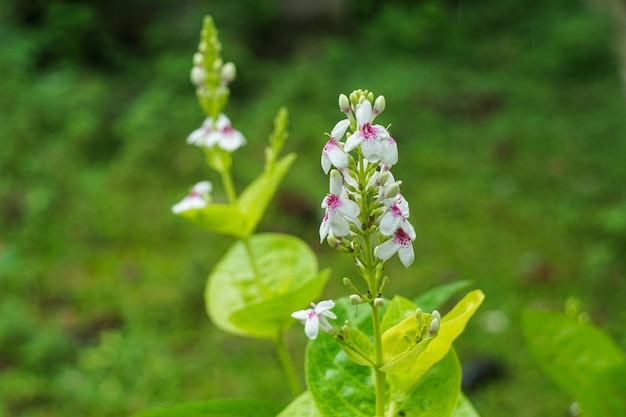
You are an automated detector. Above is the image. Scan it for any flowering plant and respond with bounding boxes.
[132,16,484,417]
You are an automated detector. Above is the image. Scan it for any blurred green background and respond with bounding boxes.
[1,0,626,415]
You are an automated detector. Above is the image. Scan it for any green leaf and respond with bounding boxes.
[130,398,284,417]
[380,311,434,374]
[381,295,419,333]
[176,204,247,239]
[522,310,626,416]
[277,391,321,417]
[392,349,462,417]
[579,363,626,417]
[336,325,376,367]
[452,393,481,417]
[413,281,473,313]
[386,290,484,393]
[306,298,462,417]
[206,233,329,339]
[238,153,297,236]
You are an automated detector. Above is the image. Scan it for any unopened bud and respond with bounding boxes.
[221,62,236,83]
[374,297,384,308]
[326,234,338,248]
[198,41,207,52]
[429,318,440,336]
[190,66,206,86]
[431,310,441,322]
[350,294,363,305]
[367,91,374,102]
[383,182,400,199]
[378,170,389,186]
[373,95,386,116]
[212,58,224,73]
[339,94,350,113]
[379,276,390,293]
[193,52,204,66]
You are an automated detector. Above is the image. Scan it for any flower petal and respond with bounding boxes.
[375,239,399,261]
[304,315,320,339]
[331,119,350,140]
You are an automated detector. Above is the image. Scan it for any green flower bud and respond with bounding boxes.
[373,95,386,115]
[350,294,363,305]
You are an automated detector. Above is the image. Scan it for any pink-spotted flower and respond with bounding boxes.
[319,170,361,242]
[379,193,412,236]
[172,181,212,214]
[344,100,389,162]
[321,119,350,174]
[291,300,337,340]
[375,224,416,267]
[186,114,246,151]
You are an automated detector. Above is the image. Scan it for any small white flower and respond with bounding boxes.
[379,193,412,236]
[344,100,389,162]
[321,119,350,174]
[291,300,337,339]
[319,171,360,242]
[375,225,416,267]
[172,181,212,214]
[186,114,246,152]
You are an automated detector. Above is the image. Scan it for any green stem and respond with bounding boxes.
[220,168,238,205]
[274,332,304,398]
[371,303,386,417]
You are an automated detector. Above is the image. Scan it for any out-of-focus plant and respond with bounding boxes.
[132,15,484,417]
[522,299,626,417]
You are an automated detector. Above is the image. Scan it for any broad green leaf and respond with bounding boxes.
[452,393,481,417]
[387,290,484,393]
[238,153,296,236]
[522,310,626,414]
[206,233,329,339]
[380,311,434,374]
[381,295,419,333]
[228,269,330,337]
[413,281,473,313]
[130,398,284,417]
[579,363,626,417]
[391,349,462,417]
[277,391,321,417]
[306,297,461,417]
[336,325,376,367]
[176,204,247,238]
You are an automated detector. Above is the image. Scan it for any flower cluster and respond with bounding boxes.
[319,90,416,268]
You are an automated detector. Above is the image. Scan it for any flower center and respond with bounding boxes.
[221,126,234,134]
[391,205,404,218]
[326,194,342,210]
[394,229,412,246]
[361,123,376,140]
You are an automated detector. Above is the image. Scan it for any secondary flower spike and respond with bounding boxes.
[186,114,246,151]
[291,300,337,339]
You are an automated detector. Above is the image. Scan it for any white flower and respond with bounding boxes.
[291,300,337,339]
[186,114,246,151]
[321,119,350,174]
[344,100,389,162]
[375,225,416,267]
[172,181,212,214]
[319,171,361,242]
[379,193,412,236]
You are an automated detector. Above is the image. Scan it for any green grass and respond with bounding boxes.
[1,1,626,416]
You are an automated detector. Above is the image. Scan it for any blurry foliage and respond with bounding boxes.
[1,0,625,416]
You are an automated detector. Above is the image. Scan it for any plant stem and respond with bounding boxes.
[274,332,304,398]
[371,304,386,417]
[220,168,238,206]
